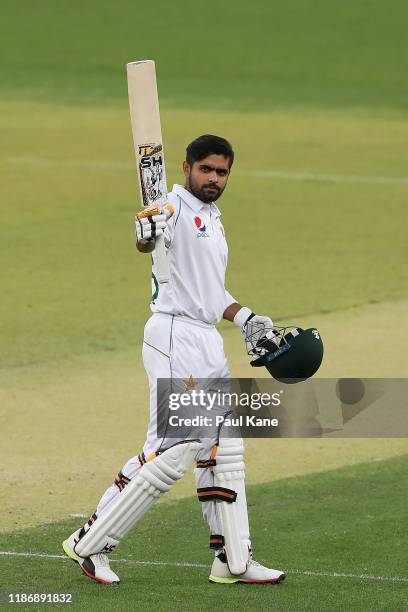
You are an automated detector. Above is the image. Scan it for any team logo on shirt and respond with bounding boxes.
[194,216,209,238]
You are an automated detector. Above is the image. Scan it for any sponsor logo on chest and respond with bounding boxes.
[194,216,210,238]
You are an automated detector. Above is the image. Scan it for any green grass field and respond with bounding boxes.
[1,1,408,610]
[2,456,408,611]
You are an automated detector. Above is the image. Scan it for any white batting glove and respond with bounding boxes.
[233,307,275,356]
[136,212,167,244]
[135,204,174,245]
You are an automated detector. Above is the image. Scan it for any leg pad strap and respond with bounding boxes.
[197,487,237,503]
[209,534,225,549]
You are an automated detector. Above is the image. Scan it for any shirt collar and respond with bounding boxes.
[172,184,222,218]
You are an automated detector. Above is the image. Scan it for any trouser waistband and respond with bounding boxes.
[152,312,215,329]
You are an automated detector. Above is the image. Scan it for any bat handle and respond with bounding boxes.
[154,234,169,283]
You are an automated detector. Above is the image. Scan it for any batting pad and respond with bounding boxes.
[75,441,202,557]
[213,438,251,575]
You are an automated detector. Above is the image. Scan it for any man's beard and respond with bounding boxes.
[188,177,224,203]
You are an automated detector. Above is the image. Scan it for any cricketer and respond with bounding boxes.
[62,135,286,585]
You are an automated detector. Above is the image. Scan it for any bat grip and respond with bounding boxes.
[154,234,169,283]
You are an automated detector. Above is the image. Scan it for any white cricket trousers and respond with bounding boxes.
[94,313,238,541]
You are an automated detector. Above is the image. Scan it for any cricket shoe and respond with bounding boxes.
[62,528,120,585]
[209,551,286,584]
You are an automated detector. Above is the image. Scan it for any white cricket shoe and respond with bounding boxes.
[209,551,286,584]
[62,528,120,585]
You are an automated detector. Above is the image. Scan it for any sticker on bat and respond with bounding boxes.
[138,143,167,205]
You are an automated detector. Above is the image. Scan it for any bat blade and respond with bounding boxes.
[127,60,169,283]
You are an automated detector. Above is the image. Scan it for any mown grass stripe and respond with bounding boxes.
[1,551,407,583]
[7,157,408,186]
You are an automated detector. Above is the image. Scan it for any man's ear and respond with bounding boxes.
[183,160,191,178]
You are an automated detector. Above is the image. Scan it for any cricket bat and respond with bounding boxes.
[127,60,169,284]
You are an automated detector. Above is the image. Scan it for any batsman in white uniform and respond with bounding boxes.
[63,135,286,586]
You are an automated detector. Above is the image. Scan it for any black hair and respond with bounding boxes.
[186,134,234,168]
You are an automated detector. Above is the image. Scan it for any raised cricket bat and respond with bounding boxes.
[127,60,169,283]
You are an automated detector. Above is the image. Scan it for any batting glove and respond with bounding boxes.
[233,307,275,356]
[135,204,174,245]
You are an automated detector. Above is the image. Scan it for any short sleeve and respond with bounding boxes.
[224,289,237,311]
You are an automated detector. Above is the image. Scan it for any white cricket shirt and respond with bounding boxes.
[150,184,236,324]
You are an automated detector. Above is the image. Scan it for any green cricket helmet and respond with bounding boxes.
[250,327,324,383]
